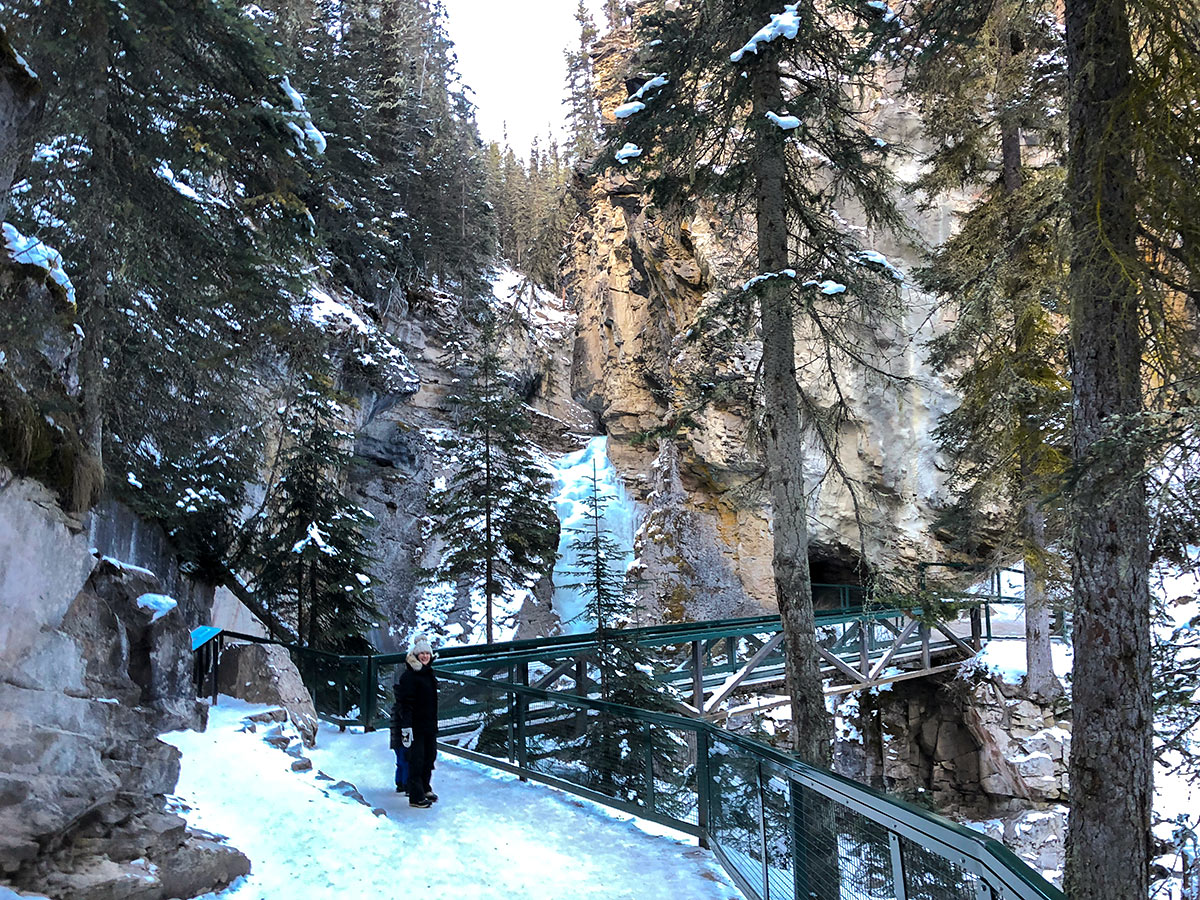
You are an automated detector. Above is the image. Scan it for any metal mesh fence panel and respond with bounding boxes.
[256,644,1065,900]
[900,834,988,900]
[291,651,365,722]
[708,739,766,898]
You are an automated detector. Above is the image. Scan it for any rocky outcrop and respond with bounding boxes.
[564,25,976,616]
[0,474,247,899]
[834,671,1070,886]
[629,441,762,620]
[357,275,593,647]
[840,671,1069,810]
[215,642,319,748]
[962,673,1071,803]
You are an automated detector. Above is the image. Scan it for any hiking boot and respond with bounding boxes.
[409,797,432,808]
[395,785,406,794]
[425,792,438,803]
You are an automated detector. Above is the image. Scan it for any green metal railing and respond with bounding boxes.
[190,572,1061,900]
[429,666,1063,900]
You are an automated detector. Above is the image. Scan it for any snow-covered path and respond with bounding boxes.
[163,700,742,900]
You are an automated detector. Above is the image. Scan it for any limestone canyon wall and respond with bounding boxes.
[563,27,974,619]
[0,473,249,898]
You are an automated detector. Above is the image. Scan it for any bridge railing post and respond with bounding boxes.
[757,761,770,900]
[506,664,515,765]
[516,662,528,782]
[360,654,377,731]
[888,831,908,900]
[692,640,704,710]
[644,721,656,814]
[696,729,710,849]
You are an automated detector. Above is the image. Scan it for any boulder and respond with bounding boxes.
[216,642,319,747]
[0,474,247,899]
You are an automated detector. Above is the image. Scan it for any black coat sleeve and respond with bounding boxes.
[396,669,415,729]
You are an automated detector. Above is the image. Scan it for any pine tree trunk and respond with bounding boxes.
[749,53,833,770]
[1063,0,1152,896]
[1022,498,1060,699]
[0,29,41,223]
[998,38,1061,700]
[79,2,111,475]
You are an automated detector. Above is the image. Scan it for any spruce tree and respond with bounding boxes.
[564,1,601,164]
[253,371,381,653]
[426,315,559,644]
[908,0,1069,700]
[610,0,905,772]
[1053,0,1199,892]
[5,0,318,539]
[563,457,632,638]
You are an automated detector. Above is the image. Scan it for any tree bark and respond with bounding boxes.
[1022,498,1060,699]
[750,53,833,769]
[79,2,112,476]
[1063,0,1152,896]
[0,27,42,222]
[998,19,1061,701]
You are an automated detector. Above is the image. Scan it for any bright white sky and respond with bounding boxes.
[442,0,609,156]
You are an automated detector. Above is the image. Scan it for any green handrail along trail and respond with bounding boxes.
[191,571,1058,900]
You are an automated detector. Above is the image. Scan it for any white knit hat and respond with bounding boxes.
[410,633,433,657]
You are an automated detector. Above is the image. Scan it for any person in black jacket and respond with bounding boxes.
[394,633,439,808]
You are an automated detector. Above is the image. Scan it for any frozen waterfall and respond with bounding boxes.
[550,436,639,634]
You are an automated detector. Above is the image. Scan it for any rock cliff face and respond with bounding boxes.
[0,474,248,898]
[834,672,1070,883]
[561,27,974,616]
[348,276,594,648]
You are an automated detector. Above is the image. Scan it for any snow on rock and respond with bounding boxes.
[615,142,643,164]
[301,285,419,393]
[162,700,742,900]
[3,222,75,305]
[307,286,371,335]
[614,100,647,119]
[730,3,800,63]
[10,46,38,80]
[135,592,178,623]
[765,111,800,130]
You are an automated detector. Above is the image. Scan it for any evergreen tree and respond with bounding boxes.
[610,0,905,773]
[253,372,381,653]
[1053,0,1199,892]
[5,0,318,539]
[564,0,601,164]
[563,457,632,637]
[483,134,575,291]
[426,315,559,643]
[908,0,1069,700]
[604,0,627,31]
[580,638,691,813]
